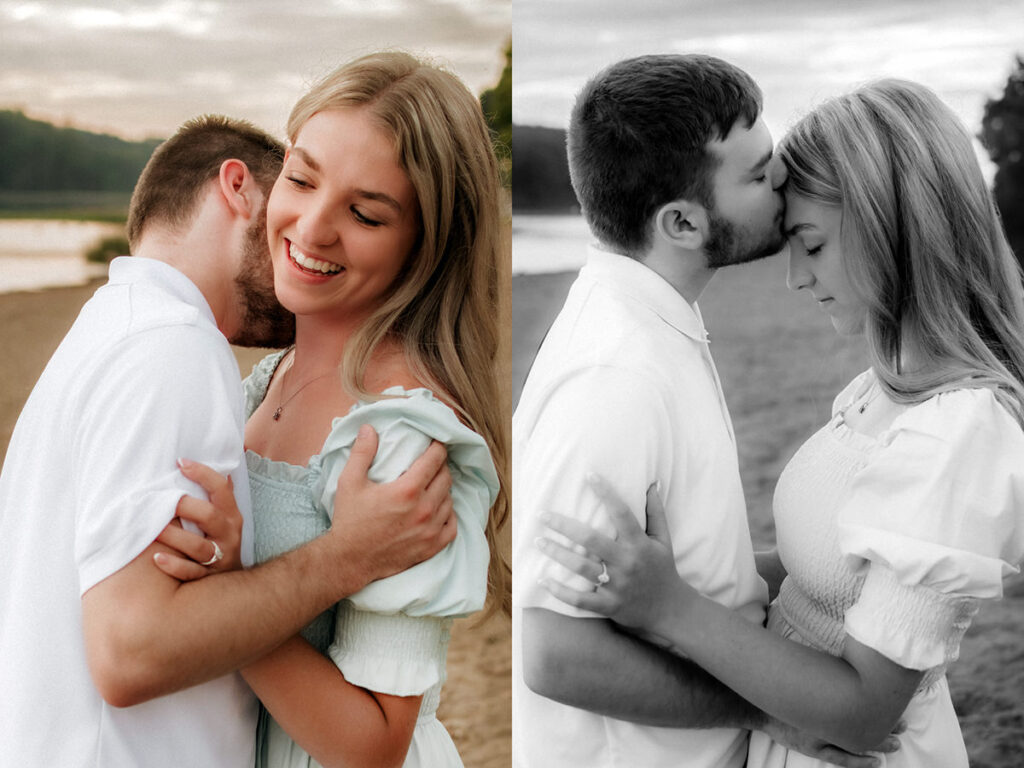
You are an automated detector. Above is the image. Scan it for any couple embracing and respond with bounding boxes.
[0,51,508,767]
[513,54,1024,767]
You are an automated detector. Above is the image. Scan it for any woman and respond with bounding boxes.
[538,79,1024,766]
[160,51,510,767]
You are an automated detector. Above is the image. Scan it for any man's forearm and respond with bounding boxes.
[522,608,764,729]
[83,532,372,707]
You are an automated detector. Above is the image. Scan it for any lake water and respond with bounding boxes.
[0,214,584,294]
[0,220,121,294]
[512,213,590,275]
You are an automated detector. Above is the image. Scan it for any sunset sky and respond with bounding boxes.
[0,0,510,140]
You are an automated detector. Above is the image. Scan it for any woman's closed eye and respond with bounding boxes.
[353,207,384,227]
[287,175,312,190]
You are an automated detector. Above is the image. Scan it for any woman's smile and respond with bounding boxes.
[286,240,344,277]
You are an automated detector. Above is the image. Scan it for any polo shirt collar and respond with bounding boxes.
[107,256,217,327]
[582,245,709,342]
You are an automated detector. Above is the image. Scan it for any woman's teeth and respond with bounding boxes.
[289,243,342,275]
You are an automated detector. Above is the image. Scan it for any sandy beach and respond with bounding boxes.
[3,263,1023,766]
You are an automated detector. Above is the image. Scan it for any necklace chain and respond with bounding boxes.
[857,380,883,414]
[272,355,337,421]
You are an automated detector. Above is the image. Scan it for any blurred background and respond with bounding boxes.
[0,2,510,766]
[509,2,1024,765]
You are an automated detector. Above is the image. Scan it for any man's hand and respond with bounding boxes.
[328,424,456,584]
[761,714,903,768]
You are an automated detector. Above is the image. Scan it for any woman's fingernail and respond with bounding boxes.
[535,537,549,551]
[177,458,194,470]
[358,424,373,439]
[153,553,166,564]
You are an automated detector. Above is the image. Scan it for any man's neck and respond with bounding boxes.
[635,243,716,306]
[132,233,233,337]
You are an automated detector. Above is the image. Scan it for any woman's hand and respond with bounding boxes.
[152,459,244,581]
[536,475,694,639]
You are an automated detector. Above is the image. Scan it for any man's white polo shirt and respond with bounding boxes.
[512,246,767,767]
[0,257,258,766]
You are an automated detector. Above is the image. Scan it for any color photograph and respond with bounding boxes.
[0,2,511,766]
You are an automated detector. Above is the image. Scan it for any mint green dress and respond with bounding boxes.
[243,351,499,768]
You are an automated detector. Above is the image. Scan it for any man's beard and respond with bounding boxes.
[704,209,785,269]
[229,213,296,348]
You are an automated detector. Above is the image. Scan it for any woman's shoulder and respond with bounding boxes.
[242,348,290,418]
[324,385,494,477]
[887,383,1023,448]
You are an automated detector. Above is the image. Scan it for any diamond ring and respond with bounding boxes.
[200,539,224,567]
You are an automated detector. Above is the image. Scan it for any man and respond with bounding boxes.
[0,116,454,766]
[512,55,879,767]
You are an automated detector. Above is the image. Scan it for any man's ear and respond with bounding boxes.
[653,199,708,250]
[217,159,260,220]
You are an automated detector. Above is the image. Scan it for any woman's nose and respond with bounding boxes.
[787,248,813,292]
[296,199,339,248]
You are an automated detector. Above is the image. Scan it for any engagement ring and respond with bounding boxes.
[201,539,224,566]
[596,562,610,587]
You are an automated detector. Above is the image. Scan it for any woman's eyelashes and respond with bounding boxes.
[353,207,383,227]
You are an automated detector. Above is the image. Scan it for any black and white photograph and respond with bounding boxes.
[511,2,1024,767]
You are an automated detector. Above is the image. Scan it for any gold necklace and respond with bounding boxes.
[272,359,338,421]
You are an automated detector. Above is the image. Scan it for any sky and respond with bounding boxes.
[0,0,510,140]
[514,0,1024,177]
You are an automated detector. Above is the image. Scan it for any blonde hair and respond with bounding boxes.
[779,79,1024,424]
[288,51,511,615]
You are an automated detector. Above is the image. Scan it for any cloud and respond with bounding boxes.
[0,0,510,138]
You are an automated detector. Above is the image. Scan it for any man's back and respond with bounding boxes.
[0,257,257,766]
[512,248,766,767]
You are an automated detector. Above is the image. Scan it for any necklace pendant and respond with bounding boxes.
[273,407,282,421]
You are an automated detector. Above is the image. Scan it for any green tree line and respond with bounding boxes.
[0,110,162,193]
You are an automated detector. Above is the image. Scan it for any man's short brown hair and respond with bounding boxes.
[126,115,285,250]
[568,54,762,255]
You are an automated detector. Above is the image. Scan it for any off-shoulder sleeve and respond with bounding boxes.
[831,369,874,418]
[241,349,287,419]
[312,387,499,618]
[839,387,1024,669]
[313,387,498,696]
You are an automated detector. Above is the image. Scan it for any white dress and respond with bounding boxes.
[244,351,500,768]
[747,370,1024,767]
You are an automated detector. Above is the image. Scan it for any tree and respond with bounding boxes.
[980,56,1024,264]
[480,40,512,185]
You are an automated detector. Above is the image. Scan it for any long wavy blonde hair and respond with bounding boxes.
[287,51,511,615]
[779,79,1024,424]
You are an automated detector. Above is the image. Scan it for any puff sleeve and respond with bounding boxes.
[312,387,499,695]
[839,387,1024,669]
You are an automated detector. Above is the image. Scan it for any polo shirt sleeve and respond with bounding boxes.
[513,364,668,619]
[72,324,246,594]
